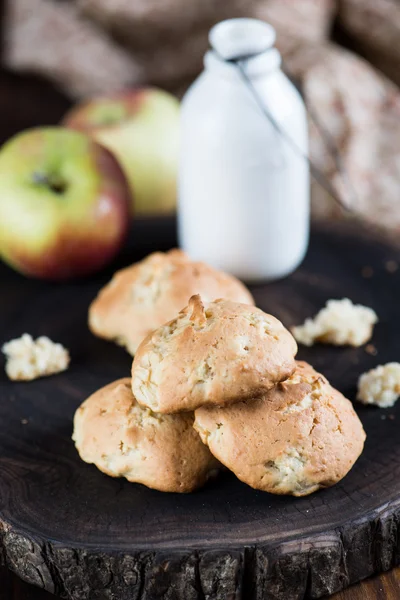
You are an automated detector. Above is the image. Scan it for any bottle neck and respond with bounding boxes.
[204,48,282,81]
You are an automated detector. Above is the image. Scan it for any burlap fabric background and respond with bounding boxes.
[4,0,400,232]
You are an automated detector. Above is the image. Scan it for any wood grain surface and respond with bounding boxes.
[1,219,400,600]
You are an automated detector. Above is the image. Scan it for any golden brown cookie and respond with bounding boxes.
[131,295,297,414]
[73,378,220,493]
[88,249,254,355]
[194,361,366,496]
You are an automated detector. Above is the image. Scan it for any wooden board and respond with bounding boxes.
[1,218,400,600]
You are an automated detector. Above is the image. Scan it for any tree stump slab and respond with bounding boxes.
[0,220,399,600]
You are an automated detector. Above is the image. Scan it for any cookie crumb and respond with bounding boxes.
[21,419,28,425]
[2,334,70,381]
[385,260,398,273]
[365,344,378,356]
[291,298,378,347]
[357,362,400,408]
[388,414,395,420]
[361,266,374,278]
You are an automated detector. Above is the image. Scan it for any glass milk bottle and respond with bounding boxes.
[178,18,309,282]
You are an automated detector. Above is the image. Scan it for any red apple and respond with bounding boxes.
[63,88,180,217]
[0,127,131,280]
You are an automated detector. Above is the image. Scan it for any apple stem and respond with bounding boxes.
[32,171,67,195]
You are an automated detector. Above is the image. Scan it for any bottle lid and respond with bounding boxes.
[209,18,276,61]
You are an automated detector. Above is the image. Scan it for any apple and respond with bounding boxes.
[0,127,131,280]
[62,88,180,217]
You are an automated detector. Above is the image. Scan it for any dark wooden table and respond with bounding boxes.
[0,69,400,600]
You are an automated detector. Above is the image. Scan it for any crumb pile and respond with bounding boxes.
[2,334,69,381]
[357,363,400,408]
[291,298,378,347]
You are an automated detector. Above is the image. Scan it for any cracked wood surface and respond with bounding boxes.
[3,566,400,599]
[0,220,400,600]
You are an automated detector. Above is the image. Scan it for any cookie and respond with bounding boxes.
[73,378,220,493]
[132,295,297,414]
[194,361,366,496]
[88,249,254,355]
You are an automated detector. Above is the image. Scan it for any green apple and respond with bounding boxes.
[62,88,180,217]
[0,127,131,280]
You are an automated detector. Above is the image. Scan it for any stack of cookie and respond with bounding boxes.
[73,251,366,496]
